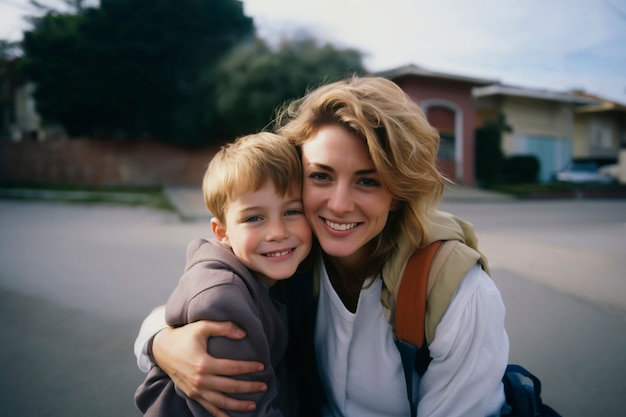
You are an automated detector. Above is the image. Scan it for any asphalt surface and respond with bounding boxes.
[1,190,625,416]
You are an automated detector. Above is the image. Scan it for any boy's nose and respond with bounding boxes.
[267,221,289,241]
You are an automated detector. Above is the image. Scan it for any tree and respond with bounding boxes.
[28,0,98,14]
[474,113,512,186]
[20,0,254,143]
[210,37,367,140]
[0,40,22,137]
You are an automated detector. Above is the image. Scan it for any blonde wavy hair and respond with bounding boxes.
[203,132,302,224]
[274,76,447,264]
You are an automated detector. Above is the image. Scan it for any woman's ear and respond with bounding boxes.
[389,199,400,212]
[211,218,230,244]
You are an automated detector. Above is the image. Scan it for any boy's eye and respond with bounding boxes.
[244,215,262,223]
[285,209,303,216]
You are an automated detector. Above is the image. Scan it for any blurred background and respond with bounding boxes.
[0,1,625,416]
[0,0,625,192]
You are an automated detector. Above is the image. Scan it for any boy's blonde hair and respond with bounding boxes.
[203,132,302,224]
[275,76,447,265]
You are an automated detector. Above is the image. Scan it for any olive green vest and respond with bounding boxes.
[381,210,490,345]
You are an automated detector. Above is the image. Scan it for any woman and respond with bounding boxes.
[135,76,509,417]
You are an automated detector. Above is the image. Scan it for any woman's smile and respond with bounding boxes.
[323,218,360,232]
[301,124,395,264]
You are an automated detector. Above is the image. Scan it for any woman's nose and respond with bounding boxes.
[327,184,354,214]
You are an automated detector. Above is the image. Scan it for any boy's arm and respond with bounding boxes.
[133,306,268,416]
[171,280,285,416]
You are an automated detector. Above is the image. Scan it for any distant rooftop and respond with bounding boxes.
[472,84,597,105]
[571,90,626,113]
[377,63,498,86]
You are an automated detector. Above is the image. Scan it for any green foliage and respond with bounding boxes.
[501,155,540,184]
[1,41,16,133]
[20,0,253,143]
[211,37,366,139]
[475,113,513,185]
[476,114,542,186]
[20,12,87,134]
[1,39,26,137]
[475,125,504,185]
[16,0,368,145]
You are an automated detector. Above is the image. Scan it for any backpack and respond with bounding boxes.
[395,240,562,417]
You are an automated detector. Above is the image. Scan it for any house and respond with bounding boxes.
[572,91,626,157]
[11,82,42,141]
[1,57,62,142]
[378,64,497,185]
[472,84,598,182]
[381,63,626,185]
[571,90,626,183]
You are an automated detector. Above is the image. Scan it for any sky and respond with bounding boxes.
[2,0,625,103]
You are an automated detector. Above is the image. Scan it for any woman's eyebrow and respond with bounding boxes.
[307,162,377,175]
[355,168,377,175]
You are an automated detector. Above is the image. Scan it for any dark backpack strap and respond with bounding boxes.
[394,339,432,417]
[502,364,563,417]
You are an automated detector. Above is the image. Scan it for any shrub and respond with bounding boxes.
[501,155,540,184]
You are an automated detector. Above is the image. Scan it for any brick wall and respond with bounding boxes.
[0,139,221,187]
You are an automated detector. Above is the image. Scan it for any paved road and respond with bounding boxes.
[1,198,625,416]
[438,199,626,417]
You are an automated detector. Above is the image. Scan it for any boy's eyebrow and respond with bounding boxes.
[238,197,302,212]
[238,206,262,213]
[307,162,377,175]
[236,202,266,211]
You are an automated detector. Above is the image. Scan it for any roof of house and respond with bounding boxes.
[377,63,498,86]
[472,84,598,105]
[571,90,626,113]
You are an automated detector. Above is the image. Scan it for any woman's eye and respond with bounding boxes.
[309,172,330,181]
[359,178,380,187]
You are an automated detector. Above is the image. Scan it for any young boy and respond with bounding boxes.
[134,132,312,417]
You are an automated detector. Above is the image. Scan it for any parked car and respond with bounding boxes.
[555,159,617,184]
[598,164,620,182]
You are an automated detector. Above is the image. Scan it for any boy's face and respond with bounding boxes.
[211,181,312,287]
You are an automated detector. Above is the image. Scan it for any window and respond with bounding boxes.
[439,133,455,160]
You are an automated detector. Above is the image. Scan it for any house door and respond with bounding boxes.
[515,135,572,182]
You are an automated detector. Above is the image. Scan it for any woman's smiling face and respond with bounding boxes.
[300,124,396,265]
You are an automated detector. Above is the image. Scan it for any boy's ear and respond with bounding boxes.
[211,218,230,244]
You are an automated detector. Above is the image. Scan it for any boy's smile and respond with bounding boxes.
[211,181,312,287]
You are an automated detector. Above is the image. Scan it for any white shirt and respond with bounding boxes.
[135,262,509,417]
[315,258,508,417]
[315,258,411,417]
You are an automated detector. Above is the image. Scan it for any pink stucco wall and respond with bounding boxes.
[392,76,478,185]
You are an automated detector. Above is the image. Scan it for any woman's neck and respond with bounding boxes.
[323,250,377,313]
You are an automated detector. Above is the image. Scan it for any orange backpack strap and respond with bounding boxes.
[395,240,442,348]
